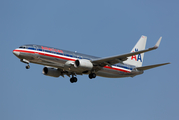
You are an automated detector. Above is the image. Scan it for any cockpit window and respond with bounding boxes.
[19,46,26,49]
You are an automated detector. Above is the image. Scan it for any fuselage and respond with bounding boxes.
[13,44,143,78]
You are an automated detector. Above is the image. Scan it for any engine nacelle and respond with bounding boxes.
[42,67,61,77]
[74,59,93,71]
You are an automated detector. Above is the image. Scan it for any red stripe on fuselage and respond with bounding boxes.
[14,49,75,61]
[104,66,130,73]
[14,49,131,73]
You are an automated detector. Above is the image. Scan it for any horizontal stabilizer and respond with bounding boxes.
[136,62,170,71]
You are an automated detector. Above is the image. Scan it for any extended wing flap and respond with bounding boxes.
[136,62,170,71]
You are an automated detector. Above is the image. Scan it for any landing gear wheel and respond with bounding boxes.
[89,74,93,79]
[26,65,30,69]
[89,73,96,79]
[70,78,73,83]
[73,77,77,83]
[92,73,96,78]
[70,77,78,83]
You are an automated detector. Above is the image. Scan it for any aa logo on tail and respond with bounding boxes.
[131,48,142,62]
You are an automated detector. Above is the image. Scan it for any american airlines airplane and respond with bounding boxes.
[13,36,170,83]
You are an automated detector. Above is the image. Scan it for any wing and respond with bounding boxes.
[92,37,162,67]
[136,62,170,71]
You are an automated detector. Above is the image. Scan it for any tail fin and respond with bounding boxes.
[123,35,147,67]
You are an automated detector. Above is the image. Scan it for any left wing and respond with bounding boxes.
[92,37,162,67]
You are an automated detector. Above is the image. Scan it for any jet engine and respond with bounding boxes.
[42,67,61,77]
[74,59,93,71]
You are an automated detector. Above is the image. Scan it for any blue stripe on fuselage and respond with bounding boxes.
[26,47,134,71]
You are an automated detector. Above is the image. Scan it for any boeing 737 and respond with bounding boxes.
[13,36,170,83]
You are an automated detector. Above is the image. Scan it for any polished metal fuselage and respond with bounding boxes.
[13,44,143,78]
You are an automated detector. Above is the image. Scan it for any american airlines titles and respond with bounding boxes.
[41,46,63,53]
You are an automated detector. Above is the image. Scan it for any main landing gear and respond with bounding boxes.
[70,73,96,83]
[89,73,96,79]
[70,75,78,83]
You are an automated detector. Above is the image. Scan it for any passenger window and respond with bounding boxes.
[78,57,82,59]
[73,55,77,58]
[45,50,49,52]
[28,47,35,50]
[48,51,51,53]
[37,49,42,51]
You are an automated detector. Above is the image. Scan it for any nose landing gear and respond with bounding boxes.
[26,65,30,69]
[21,59,30,69]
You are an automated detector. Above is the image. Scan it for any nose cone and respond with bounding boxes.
[13,50,20,56]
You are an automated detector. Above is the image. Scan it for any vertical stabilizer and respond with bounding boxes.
[123,35,147,67]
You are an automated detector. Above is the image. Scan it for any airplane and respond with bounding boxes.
[13,35,170,83]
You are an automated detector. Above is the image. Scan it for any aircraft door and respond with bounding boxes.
[33,45,39,56]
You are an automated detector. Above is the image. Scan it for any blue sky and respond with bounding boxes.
[0,0,178,120]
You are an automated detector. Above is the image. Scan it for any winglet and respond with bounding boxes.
[154,37,162,48]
